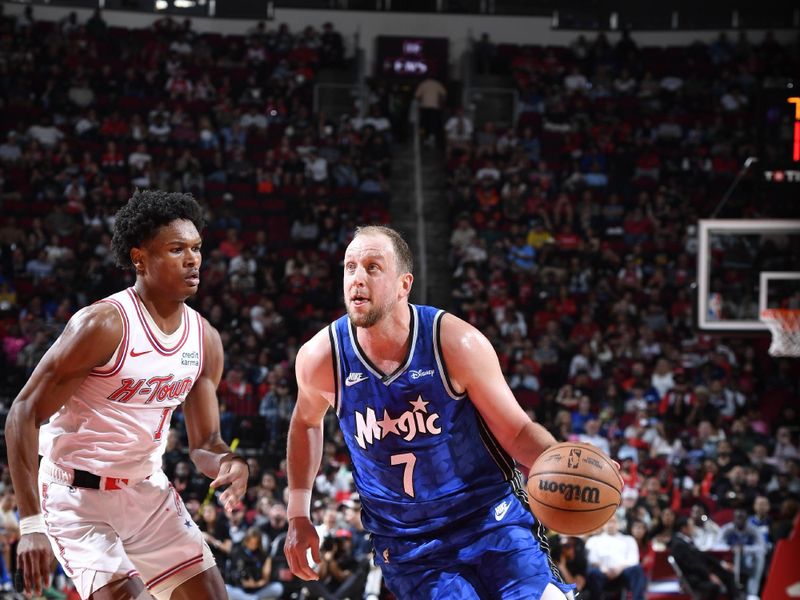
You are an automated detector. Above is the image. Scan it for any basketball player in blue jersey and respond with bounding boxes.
[285,225,576,599]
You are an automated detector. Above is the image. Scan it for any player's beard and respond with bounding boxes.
[347,296,392,328]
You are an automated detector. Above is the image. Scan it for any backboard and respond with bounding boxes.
[697,219,800,332]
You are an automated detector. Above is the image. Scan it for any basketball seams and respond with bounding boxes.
[529,471,622,492]
[529,498,619,513]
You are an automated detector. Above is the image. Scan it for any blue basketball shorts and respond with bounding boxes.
[372,492,575,600]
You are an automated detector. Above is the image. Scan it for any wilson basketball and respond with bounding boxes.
[527,442,623,535]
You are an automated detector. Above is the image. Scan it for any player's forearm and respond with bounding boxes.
[509,420,557,473]
[4,399,43,517]
[189,441,236,479]
[286,417,323,517]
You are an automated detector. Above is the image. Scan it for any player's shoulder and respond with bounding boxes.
[197,315,221,342]
[70,300,123,334]
[297,325,334,367]
[296,325,334,388]
[438,311,486,346]
[54,301,124,363]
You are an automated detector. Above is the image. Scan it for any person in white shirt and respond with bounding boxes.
[585,515,646,600]
[578,419,610,456]
[445,108,473,155]
[27,117,64,148]
[650,358,674,399]
[690,503,721,551]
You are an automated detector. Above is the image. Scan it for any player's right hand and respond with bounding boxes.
[284,517,321,581]
[17,532,53,597]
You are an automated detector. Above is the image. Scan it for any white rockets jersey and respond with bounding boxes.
[39,287,205,480]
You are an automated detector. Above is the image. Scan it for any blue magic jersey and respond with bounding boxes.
[331,304,527,539]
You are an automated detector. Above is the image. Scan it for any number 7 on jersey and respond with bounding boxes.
[390,452,416,498]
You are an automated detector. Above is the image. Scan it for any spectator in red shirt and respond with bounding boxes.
[555,223,582,253]
[218,364,256,416]
[219,228,243,259]
[100,111,129,138]
[570,311,600,345]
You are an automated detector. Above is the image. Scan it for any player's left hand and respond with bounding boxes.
[210,454,248,512]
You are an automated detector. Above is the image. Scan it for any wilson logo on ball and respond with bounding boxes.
[538,480,601,504]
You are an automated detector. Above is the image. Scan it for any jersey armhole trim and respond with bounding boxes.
[328,324,341,416]
[90,298,129,378]
[433,310,466,400]
[195,312,205,382]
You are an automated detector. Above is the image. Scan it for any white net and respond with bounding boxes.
[760,309,800,357]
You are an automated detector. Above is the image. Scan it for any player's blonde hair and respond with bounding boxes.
[354,225,414,275]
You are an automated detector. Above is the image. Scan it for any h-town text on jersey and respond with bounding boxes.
[107,375,194,404]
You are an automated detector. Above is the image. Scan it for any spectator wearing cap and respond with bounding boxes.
[616,486,640,529]
[340,498,370,561]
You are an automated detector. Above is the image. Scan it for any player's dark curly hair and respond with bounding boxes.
[111,190,205,269]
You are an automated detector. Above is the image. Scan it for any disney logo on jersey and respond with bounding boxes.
[107,375,194,404]
[354,395,442,450]
[409,369,434,380]
[345,372,369,387]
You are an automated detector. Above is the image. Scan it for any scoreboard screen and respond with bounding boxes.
[376,36,449,80]
[760,80,800,184]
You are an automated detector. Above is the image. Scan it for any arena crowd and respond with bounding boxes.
[0,7,798,600]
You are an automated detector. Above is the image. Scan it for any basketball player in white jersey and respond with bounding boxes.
[5,190,248,599]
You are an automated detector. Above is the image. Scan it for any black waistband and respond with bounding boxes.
[71,469,102,489]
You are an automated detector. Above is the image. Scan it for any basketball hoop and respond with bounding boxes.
[760,309,800,357]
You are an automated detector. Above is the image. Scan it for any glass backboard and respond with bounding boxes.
[697,219,800,331]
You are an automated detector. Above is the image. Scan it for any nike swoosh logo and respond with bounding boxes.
[345,375,368,386]
[494,502,510,521]
[130,349,152,357]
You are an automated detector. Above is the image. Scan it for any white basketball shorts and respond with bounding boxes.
[38,461,216,599]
